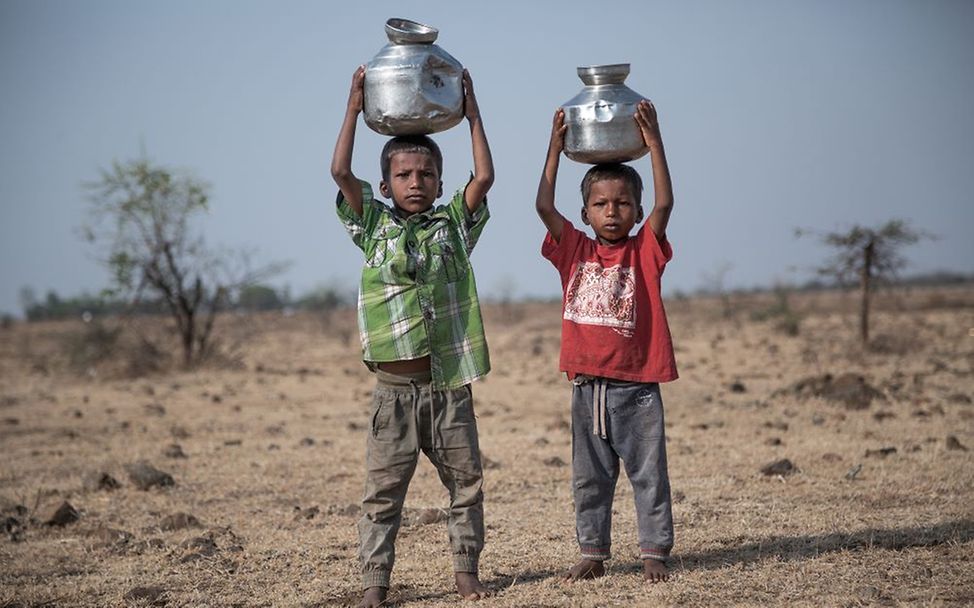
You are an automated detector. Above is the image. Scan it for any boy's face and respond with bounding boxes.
[379,152,442,217]
[582,178,643,244]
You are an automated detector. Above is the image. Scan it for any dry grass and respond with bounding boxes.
[1,287,973,607]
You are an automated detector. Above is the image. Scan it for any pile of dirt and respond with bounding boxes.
[775,373,884,409]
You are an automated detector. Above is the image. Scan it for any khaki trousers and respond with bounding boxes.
[358,370,485,589]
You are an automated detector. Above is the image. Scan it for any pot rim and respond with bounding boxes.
[385,18,438,44]
[577,63,630,86]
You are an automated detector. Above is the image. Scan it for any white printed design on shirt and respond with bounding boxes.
[564,262,636,335]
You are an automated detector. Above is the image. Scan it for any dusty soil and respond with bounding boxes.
[1,286,973,607]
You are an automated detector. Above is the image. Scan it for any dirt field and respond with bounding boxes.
[2,286,973,607]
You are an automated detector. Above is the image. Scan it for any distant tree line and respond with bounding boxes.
[19,269,971,323]
[684,269,972,300]
[18,284,351,322]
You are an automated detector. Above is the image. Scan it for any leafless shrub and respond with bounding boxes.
[82,156,286,368]
[62,320,122,373]
[798,220,930,343]
[750,286,802,336]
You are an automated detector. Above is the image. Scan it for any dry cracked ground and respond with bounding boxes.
[1,287,973,607]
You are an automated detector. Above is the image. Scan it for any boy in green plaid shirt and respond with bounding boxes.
[330,65,494,607]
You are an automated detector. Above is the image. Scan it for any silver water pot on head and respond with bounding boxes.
[363,18,465,136]
[562,64,649,164]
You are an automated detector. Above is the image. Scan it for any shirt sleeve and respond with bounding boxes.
[335,180,379,252]
[542,220,583,283]
[445,185,489,255]
[635,222,674,272]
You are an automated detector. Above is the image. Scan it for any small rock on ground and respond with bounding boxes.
[543,456,567,467]
[125,461,174,490]
[760,458,796,476]
[163,444,187,459]
[946,435,968,451]
[294,506,320,520]
[83,471,121,492]
[865,447,897,458]
[42,501,80,526]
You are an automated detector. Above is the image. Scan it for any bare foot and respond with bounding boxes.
[455,572,491,600]
[643,558,669,584]
[563,558,605,582]
[359,586,388,608]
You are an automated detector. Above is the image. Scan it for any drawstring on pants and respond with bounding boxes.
[593,378,608,439]
[377,368,435,452]
[408,379,437,451]
[574,375,608,440]
[410,380,422,450]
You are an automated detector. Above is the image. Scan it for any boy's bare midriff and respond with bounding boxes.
[377,355,431,375]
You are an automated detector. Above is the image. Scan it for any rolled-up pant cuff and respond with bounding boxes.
[580,546,611,561]
[640,546,671,562]
[362,569,390,590]
[453,553,479,573]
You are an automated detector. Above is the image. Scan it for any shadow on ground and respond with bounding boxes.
[311,521,974,605]
[310,568,563,607]
[623,519,974,574]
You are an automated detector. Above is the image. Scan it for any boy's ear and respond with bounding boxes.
[379,181,390,198]
[438,180,443,199]
[580,206,591,226]
[636,204,644,223]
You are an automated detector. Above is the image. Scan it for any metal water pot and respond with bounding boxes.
[562,64,649,164]
[363,18,464,136]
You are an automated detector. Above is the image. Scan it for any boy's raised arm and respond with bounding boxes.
[330,66,366,217]
[462,70,494,213]
[535,109,568,243]
[635,100,673,239]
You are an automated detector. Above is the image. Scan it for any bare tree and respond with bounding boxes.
[799,220,927,344]
[82,157,284,366]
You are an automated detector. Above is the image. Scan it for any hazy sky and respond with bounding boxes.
[2,0,973,316]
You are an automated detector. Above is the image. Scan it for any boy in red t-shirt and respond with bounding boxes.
[536,100,676,584]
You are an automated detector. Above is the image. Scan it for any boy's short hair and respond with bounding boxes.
[380,135,443,182]
[580,163,643,207]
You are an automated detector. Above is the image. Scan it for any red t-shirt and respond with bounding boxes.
[542,220,678,383]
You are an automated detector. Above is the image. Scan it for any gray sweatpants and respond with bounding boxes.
[358,370,485,589]
[571,377,674,562]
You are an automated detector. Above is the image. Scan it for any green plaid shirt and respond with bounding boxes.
[337,180,491,389]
